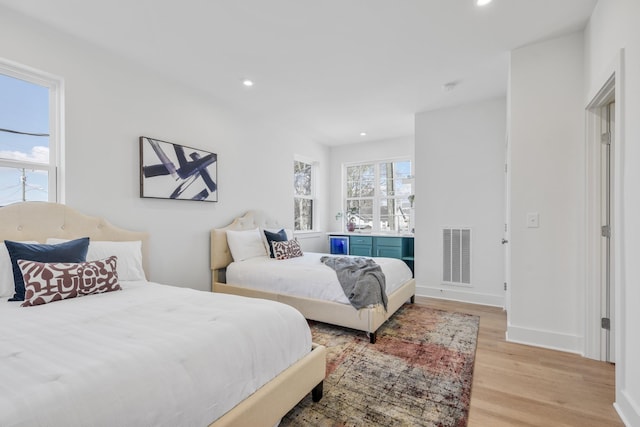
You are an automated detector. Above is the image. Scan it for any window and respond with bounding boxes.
[294,159,315,231]
[345,159,412,233]
[0,60,62,206]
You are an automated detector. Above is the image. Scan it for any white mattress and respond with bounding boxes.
[226,252,413,305]
[0,281,311,427]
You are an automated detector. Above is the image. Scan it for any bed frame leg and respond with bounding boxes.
[369,331,377,344]
[410,295,415,304]
[312,381,324,402]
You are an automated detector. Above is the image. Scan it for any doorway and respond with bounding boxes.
[585,74,617,363]
[600,101,615,362]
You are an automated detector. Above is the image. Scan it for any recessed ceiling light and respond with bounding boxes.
[476,0,493,6]
[242,79,254,87]
[360,132,367,137]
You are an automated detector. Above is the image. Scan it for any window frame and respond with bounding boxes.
[293,156,317,232]
[0,58,64,204]
[343,157,413,233]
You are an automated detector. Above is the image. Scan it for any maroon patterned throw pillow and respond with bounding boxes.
[18,256,121,307]
[271,239,303,260]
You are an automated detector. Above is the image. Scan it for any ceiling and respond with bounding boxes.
[0,0,597,146]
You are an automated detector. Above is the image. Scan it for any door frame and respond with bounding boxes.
[584,51,624,361]
[504,130,511,317]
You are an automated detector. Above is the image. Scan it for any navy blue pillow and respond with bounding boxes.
[5,237,90,301]
[263,229,287,258]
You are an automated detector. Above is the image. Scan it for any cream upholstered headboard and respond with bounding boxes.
[210,210,285,272]
[0,202,150,278]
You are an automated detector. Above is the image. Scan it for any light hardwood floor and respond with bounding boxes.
[416,297,624,427]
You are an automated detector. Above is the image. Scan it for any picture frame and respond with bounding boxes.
[139,136,218,202]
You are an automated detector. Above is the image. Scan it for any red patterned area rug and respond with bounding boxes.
[281,304,479,427]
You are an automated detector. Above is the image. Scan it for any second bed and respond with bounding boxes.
[211,211,416,343]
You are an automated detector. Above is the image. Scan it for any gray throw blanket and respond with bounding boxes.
[320,256,387,311]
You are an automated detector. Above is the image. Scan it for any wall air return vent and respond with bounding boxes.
[442,227,471,286]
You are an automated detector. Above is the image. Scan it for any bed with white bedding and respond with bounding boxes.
[211,211,416,344]
[226,252,413,305]
[0,202,326,427]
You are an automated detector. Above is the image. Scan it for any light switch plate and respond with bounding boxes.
[527,212,539,228]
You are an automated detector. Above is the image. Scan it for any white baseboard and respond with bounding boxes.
[506,323,583,355]
[415,285,505,307]
[615,389,640,427]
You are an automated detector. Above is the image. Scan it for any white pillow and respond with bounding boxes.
[0,241,37,298]
[46,239,146,281]
[226,228,268,262]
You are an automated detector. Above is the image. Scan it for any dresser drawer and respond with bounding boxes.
[375,237,403,247]
[350,236,373,246]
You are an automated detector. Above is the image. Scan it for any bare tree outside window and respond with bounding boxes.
[294,160,314,231]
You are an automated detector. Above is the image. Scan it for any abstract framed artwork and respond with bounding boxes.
[139,136,218,202]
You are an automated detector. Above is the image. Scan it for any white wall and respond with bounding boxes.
[586,0,640,424]
[508,33,586,353]
[414,97,506,307]
[0,6,329,291]
[327,136,414,238]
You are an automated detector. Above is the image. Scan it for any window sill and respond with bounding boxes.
[293,231,323,239]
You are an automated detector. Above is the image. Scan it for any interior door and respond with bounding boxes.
[503,134,511,313]
[600,101,615,363]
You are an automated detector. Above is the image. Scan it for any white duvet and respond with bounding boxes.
[0,281,311,427]
[226,252,413,305]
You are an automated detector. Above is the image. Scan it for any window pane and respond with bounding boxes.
[0,74,50,164]
[346,199,373,231]
[379,198,411,232]
[294,198,312,231]
[346,164,375,197]
[0,166,49,206]
[294,160,312,197]
[393,160,412,197]
[380,161,412,197]
[0,133,50,165]
[379,162,393,196]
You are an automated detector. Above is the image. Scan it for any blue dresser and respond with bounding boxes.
[329,233,414,275]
